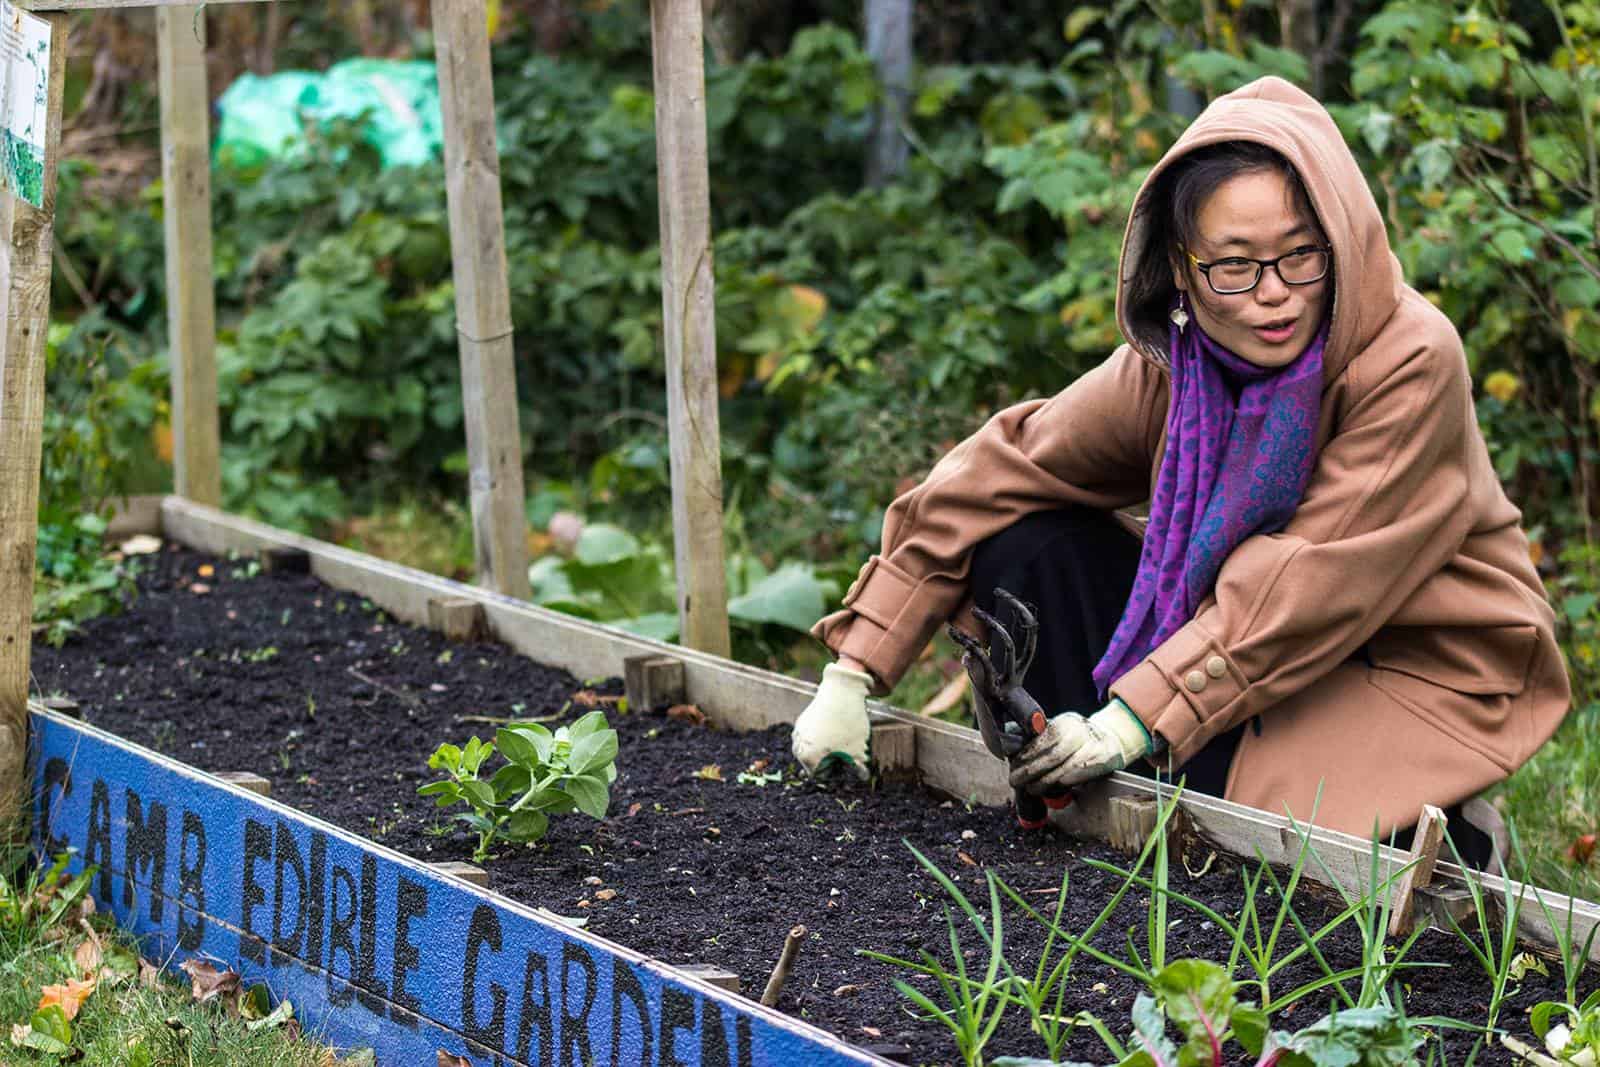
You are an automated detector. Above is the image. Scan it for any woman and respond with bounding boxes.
[791,77,1570,863]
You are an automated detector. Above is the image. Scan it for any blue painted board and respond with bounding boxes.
[30,710,889,1067]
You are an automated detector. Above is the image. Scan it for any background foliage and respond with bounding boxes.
[37,0,1600,896]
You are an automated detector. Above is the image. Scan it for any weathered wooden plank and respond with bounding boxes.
[431,0,530,601]
[20,0,267,8]
[157,496,1600,962]
[158,5,221,506]
[1389,804,1446,937]
[650,0,730,657]
[0,12,67,842]
[106,494,166,539]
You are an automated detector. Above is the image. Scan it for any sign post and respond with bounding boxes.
[0,0,64,843]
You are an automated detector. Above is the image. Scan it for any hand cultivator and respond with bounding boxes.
[947,588,1073,829]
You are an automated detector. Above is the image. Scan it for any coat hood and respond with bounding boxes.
[1115,76,1403,382]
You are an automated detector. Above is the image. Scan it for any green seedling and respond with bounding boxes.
[1532,990,1600,1065]
[419,710,620,863]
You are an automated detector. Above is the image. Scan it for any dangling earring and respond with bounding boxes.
[1169,291,1190,333]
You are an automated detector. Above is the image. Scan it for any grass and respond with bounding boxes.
[2,851,346,1066]
[1495,700,1600,905]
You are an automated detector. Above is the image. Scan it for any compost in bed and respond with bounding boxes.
[31,544,1594,1064]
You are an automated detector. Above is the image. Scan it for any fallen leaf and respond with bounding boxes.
[860,1026,883,1038]
[833,983,863,997]
[1569,833,1597,865]
[437,1053,473,1067]
[667,704,706,726]
[138,958,161,988]
[73,937,101,976]
[572,689,599,707]
[957,851,977,867]
[197,564,215,578]
[178,958,240,1003]
[38,976,96,1021]
[625,802,641,817]
[595,889,617,901]
[189,582,212,595]
[119,535,162,556]
[692,764,723,782]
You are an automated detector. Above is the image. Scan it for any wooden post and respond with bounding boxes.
[0,12,68,842]
[864,0,911,187]
[432,0,531,602]
[158,5,221,506]
[650,0,730,658]
[1389,803,1447,937]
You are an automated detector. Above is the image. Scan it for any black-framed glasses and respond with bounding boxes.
[1185,245,1331,295]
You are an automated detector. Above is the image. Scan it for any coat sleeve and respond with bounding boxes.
[811,345,1164,694]
[1109,318,1479,766]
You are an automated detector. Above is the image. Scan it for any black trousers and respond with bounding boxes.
[965,506,1493,867]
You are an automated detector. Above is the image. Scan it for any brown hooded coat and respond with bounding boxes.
[810,77,1571,837]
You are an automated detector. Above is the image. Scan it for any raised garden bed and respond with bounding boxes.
[30,538,1600,1065]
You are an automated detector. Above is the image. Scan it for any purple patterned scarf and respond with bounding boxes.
[1091,308,1328,697]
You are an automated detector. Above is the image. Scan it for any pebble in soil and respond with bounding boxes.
[31,543,1597,1065]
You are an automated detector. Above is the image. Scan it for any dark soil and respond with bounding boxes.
[31,544,1597,1066]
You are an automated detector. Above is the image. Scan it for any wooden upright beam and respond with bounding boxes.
[650,0,730,657]
[158,4,221,506]
[432,0,531,602]
[0,12,68,841]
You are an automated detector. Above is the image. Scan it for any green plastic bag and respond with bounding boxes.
[214,59,444,169]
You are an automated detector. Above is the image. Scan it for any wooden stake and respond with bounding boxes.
[158,5,221,506]
[432,0,530,602]
[869,721,916,778]
[760,924,806,1007]
[623,654,685,713]
[1108,795,1160,855]
[428,597,485,642]
[212,771,271,797]
[430,860,489,888]
[650,0,730,658]
[0,12,67,844]
[679,963,741,994]
[1389,803,1447,937]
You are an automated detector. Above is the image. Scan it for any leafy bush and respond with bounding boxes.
[418,711,619,863]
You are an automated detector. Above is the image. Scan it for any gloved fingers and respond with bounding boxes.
[1007,723,1090,789]
[1021,755,1121,794]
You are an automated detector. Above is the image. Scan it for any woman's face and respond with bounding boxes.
[1172,167,1330,368]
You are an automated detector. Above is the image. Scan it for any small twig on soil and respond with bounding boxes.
[347,666,422,709]
[760,924,807,1007]
[454,713,564,726]
[1501,1034,1561,1066]
[669,807,706,817]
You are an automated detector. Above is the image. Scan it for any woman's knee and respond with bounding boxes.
[969,506,1129,607]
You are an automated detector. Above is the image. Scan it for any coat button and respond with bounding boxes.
[1206,655,1227,678]
[1184,670,1207,693]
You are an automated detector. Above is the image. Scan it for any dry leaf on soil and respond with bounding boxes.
[692,764,723,782]
[666,704,706,726]
[438,1051,473,1066]
[178,958,240,1003]
[138,958,161,989]
[38,976,96,1021]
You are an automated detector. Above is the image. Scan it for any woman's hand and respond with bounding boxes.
[1008,699,1151,794]
[791,661,874,778]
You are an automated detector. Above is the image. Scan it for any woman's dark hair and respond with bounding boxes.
[1123,141,1324,360]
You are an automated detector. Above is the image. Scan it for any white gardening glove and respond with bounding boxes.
[1008,698,1151,795]
[791,662,873,779]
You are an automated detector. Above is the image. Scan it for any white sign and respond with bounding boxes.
[0,0,49,208]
